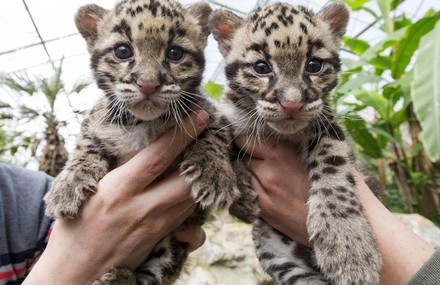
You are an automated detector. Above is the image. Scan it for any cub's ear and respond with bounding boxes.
[318,2,350,38]
[75,4,108,47]
[187,2,213,40]
[208,9,243,56]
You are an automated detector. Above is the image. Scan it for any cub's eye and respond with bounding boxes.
[306,59,323,73]
[114,44,134,60]
[166,46,184,61]
[253,60,272,75]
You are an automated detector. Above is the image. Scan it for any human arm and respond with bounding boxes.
[235,136,436,285]
[23,110,210,285]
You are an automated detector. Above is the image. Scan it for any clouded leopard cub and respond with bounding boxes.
[210,2,382,285]
[43,0,240,284]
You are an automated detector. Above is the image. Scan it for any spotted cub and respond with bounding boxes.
[44,0,240,284]
[210,2,382,285]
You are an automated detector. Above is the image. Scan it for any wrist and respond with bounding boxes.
[24,223,107,285]
[355,175,435,285]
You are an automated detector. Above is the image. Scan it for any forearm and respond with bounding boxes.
[355,176,435,285]
[23,234,102,285]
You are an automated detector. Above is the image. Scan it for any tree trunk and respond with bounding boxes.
[407,105,439,216]
[39,114,68,177]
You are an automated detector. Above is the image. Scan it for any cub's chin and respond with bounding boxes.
[128,100,169,121]
[268,119,309,135]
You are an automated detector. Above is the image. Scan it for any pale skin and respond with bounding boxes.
[235,135,435,285]
[24,110,210,285]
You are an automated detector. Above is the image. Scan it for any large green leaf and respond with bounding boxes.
[392,13,440,79]
[335,73,381,94]
[343,37,370,55]
[344,115,383,158]
[411,21,440,161]
[348,28,407,70]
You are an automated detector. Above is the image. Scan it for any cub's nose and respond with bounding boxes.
[136,79,160,96]
[280,101,304,117]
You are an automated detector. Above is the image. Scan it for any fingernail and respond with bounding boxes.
[193,110,210,128]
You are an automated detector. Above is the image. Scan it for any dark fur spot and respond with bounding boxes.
[325,123,346,141]
[321,188,333,196]
[310,173,321,181]
[261,252,275,259]
[307,160,318,169]
[346,207,361,216]
[327,202,336,210]
[336,186,348,193]
[300,22,308,34]
[322,167,337,174]
[294,244,316,269]
[324,155,347,166]
[337,195,348,202]
[112,20,132,41]
[346,173,356,185]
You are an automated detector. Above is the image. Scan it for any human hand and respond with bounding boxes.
[235,135,311,246]
[24,111,210,285]
[236,136,438,285]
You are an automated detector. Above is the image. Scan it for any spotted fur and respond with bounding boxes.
[210,2,382,285]
[43,0,241,284]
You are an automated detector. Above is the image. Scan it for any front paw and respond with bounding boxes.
[180,160,240,209]
[92,268,136,285]
[311,217,381,285]
[44,169,98,219]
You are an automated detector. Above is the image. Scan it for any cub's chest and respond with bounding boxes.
[93,123,170,166]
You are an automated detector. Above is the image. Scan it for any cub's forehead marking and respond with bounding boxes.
[115,0,184,20]
[249,3,317,36]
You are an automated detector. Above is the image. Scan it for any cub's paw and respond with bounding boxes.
[229,183,260,223]
[180,159,240,209]
[92,267,136,285]
[312,217,381,285]
[44,169,98,219]
[228,161,260,223]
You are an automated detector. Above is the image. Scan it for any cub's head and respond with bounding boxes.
[75,0,211,121]
[209,3,349,135]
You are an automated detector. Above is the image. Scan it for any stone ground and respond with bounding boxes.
[174,211,440,285]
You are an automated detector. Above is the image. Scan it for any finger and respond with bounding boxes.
[244,157,268,177]
[110,110,210,191]
[250,174,269,205]
[134,172,194,210]
[174,225,206,252]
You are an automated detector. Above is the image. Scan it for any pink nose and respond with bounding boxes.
[280,101,304,116]
[136,79,160,96]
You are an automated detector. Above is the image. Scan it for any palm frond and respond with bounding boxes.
[0,72,38,95]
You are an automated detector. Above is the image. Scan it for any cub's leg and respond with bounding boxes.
[180,129,241,210]
[43,129,111,219]
[92,268,137,285]
[229,160,260,224]
[253,219,331,285]
[136,236,189,285]
[93,236,188,285]
[306,135,381,285]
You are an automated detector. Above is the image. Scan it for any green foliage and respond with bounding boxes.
[337,0,440,217]
[392,13,440,79]
[0,73,38,95]
[342,0,371,11]
[204,81,224,102]
[411,21,440,161]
